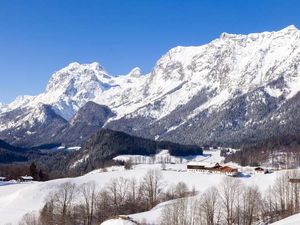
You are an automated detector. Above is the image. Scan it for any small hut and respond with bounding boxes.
[19,176,34,182]
[254,167,265,174]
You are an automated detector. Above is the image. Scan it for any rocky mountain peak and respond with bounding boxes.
[70,101,114,126]
[127,67,142,78]
[45,62,110,93]
[280,24,298,32]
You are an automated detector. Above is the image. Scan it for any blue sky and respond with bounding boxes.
[0,0,300,103]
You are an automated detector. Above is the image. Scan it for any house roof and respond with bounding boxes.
[219,166,238,173]
[187,164,238,173]
[20,176,34,180]
[187,162,220,167]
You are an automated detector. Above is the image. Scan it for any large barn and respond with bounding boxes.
[187,162,238,176]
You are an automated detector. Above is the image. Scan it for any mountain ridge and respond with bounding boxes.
[1,25,300,147]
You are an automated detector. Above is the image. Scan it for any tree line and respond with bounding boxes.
[161,170,300,225]
[0,162,48,181]
[225,134,300,168]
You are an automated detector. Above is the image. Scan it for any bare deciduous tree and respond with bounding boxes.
[79,181,97,225]
[106,177,130,214]
[124,159,133,170]
[219,177,242,225]
[160,198,200,225]
[175,182,189,198]
[39,201,55,225]
[201,186,220,225]
[18,212,39,225]
[140,169,164,209]
[241,185,262,225]
[47,182,77,225]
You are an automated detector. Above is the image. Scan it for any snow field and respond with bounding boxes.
[0,161,289,225]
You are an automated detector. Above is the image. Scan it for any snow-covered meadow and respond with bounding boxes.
[0,150,295,225]
[0,166,283,224]
[271,213,300,225]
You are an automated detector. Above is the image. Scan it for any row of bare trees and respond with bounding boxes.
[116,155,182,166]
[19,169,190,225]
[160,170,300,225]
[160,178,261,225]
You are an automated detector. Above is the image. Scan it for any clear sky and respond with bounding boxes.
[0,0,300,103]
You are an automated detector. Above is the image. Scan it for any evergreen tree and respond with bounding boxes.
[29,162,38,179]
[39,169,48,181]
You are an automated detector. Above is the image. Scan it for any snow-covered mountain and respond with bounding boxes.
[108,25,300,146]
[2,62,147,120]
[0,102,8,114]
[1,25,300,147]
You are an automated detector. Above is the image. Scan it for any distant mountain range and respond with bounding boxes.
[1,25,300,148]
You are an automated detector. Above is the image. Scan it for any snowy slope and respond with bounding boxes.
[101,219,137,225]
[271,213,300,225]
[0,102,8,114]
[0,163,289,225]
[1,25,300,146]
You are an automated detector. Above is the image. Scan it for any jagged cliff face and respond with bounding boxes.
[1,25,300,147]
[107,25,300,146]
[129,25,300,119]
